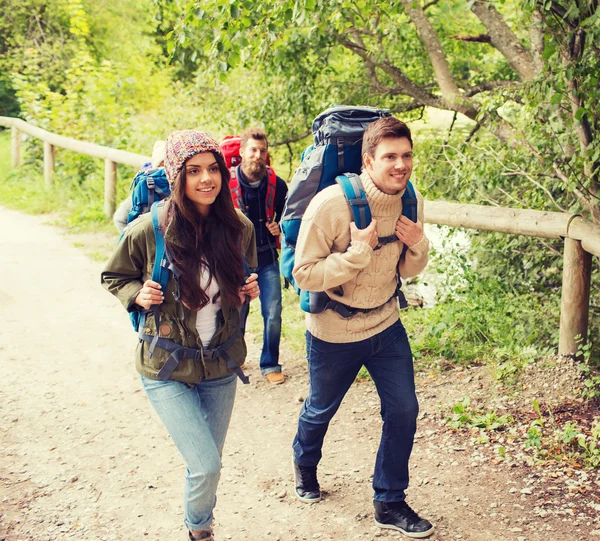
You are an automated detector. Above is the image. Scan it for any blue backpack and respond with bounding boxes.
[127,167,171,225]
[279,105,418,316]
[122,166,172,333]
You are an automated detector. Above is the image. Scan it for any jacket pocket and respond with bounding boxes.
[139,312,186,371]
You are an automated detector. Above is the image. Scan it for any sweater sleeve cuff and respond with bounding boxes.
[408,235,429,254]
[343,240,372,268]
[350,240,372,254]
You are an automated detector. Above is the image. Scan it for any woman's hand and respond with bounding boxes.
[240,273,259,302]
[135,280,164,309]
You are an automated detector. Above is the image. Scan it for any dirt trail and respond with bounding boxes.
[1,207,597,541]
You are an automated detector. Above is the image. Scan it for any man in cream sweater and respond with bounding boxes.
[291,117,433,538]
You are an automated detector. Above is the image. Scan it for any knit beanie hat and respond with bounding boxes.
[164,130,222,183]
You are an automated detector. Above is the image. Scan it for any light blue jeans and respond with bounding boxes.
[141,373,237,531]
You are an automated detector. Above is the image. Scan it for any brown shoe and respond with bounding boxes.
[265,372,285,385]
[189,529,213,540]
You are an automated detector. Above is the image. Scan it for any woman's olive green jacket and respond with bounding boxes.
[101,206,257,384]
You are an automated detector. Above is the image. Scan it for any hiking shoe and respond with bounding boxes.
[188,529,213,540]
[374,500,434,538]
[293,459,321,503]
[265,371,285,384]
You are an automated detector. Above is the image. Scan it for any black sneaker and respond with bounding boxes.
[374,500,434,538]
[292,459,321,503]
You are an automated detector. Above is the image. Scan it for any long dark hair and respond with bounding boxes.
[164,151,245,310]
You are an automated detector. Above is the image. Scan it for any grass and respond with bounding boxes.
[0,131,135,235]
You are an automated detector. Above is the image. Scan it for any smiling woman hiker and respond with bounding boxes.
[101,130,259,541]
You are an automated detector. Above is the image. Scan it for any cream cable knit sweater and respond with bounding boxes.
[292,171,429,343]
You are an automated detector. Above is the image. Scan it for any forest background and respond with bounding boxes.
[0,0,599,467]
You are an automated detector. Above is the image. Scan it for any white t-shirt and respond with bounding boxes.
[195,266,221,345]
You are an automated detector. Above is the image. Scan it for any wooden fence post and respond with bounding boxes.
[104,159,117,218]
[44,141,55,186]
[559,238,592,356]
[11,127,21,167]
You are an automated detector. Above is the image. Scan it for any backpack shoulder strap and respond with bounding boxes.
[400,181,418,257]
[145,202,172,356]
[401,181,418,223]
[150,202,170,291]
[229,166,244,212]
[335,173,372,229]
[265,167,277,222]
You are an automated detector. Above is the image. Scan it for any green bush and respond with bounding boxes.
[405,267,559,368]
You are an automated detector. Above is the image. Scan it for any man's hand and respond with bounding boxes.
[395,217,424,248]
[266,220,280,236]
[135,280,164,309]
[239,273,259,303]
[350,219,378,249]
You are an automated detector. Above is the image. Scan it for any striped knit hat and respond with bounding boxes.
[164,130,222,183]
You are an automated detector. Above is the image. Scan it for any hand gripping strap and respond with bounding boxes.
[335,174,372,229]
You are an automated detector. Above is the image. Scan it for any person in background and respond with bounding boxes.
[113,140,166,232]
[234,127,288,384]
[101,130,259,541]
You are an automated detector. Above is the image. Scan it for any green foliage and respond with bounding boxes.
[524,398,600,467]
[524,426,543,450]
[577,422,600,468]
[579,367,600,401]
[576,336,600,399]
[405,263,559,366]
[0,132,132,232]
[0,74,20,117]
[446,397,514,431]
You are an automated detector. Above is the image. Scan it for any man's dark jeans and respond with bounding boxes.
[241,261,282,375]
[292,320,418,502]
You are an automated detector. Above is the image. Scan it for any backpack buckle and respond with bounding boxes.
[329,301,359,319]
[397,290,409,310]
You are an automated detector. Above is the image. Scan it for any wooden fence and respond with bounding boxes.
[1,116,150,217]
[1,116,598,357]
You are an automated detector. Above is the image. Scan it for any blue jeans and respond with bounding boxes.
[292,320,418,502]
[141,374,237,531]
[242,261,282,374]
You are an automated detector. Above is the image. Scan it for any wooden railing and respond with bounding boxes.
[2,116,598,357]
[0,116,150,217]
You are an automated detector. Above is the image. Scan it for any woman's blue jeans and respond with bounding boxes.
[292,320,419,503]
[141,373,237,531]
